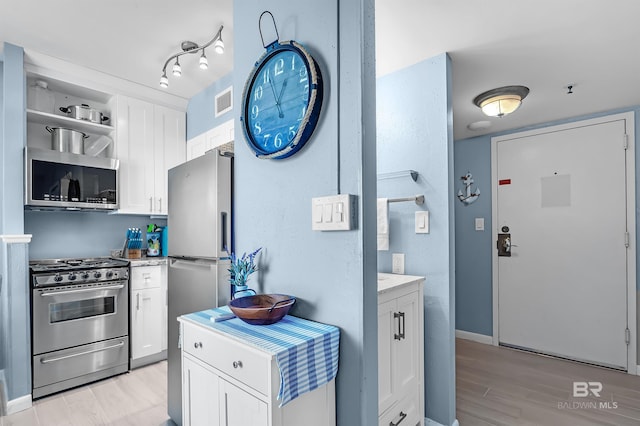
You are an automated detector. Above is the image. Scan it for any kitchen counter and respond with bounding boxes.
[378,272,425,294]
[115,256,167,266]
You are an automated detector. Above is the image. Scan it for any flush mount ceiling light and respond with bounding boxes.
[473,85,529,118]
[160,25,224,89]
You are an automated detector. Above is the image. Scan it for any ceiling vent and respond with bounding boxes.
[215,86,233,117]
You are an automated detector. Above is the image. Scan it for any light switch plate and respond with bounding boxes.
[475,217,485,231]
[415,211,429,234]
[311,194,357,231]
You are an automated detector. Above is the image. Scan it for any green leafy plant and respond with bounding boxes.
[228,247,262,288]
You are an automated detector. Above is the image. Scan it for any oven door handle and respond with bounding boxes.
[39,284,124,297]
[40,341,125,364]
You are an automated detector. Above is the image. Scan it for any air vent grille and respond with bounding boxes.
[215,86,233,117]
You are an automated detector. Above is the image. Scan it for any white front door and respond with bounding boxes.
[492,113,635,370]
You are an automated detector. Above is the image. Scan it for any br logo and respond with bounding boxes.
[573,381,602,397]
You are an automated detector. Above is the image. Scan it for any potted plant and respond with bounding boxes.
[228,247,262,299]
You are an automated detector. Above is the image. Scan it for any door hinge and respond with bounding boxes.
[625,328,630,345]
[623,134,629,150]
[625,232,630,248]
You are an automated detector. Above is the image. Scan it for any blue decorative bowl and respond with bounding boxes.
[228,294,296,325]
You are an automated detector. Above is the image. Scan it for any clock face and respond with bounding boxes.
[242,41,323,159]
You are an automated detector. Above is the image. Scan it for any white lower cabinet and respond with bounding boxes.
[130,262,168,367]
[378,274,425,426]
[180,319,335,426]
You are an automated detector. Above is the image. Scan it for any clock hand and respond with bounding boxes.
[269,80,284,118]
[277,78,288,104]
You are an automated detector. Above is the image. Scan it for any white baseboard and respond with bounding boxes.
[455,329,493,345]
[7,394,32,415]
[425,418,459,426]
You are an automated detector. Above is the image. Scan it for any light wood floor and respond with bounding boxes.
[1,361,173,426]
[4,342,640,425]
[457,338,640,425]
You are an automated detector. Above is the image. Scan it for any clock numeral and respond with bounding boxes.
[251,105,259,119]
[263,69,271,84]
[288,126,297,142]
[254,122,262,135]
[291,56,296,71]
[298,105,307,121]
[274,58,285,76]
[254,85,263,101]
[274,133,283,148]
[299,67,308,83]
[263,133,271,147]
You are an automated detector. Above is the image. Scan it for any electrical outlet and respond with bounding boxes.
[392,253,405,274]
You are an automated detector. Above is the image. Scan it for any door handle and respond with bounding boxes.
[40,284,124,297]
[136,292,140,310]
[389,411,407,426]
[40,341,125,364]
[394,312,402,340]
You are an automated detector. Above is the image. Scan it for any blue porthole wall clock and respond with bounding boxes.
[241,11,324,159]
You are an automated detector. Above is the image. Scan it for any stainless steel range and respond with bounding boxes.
[29,257,130,398]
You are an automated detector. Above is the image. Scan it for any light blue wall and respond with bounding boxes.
[376,54,456,425]
[186,72,234,140]
[24,211,166,259]
[454,106,640,338]
[230,1,378,425]
[1,43,30,402]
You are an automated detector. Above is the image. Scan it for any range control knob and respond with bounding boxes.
[54,274,63,282]
[68,273,77,281]
[82,273,90,280]
[93,271,102,279]
[106,271,114,279]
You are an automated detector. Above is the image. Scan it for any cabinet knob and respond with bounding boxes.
[193,342,202,349]
[232,360,243,369]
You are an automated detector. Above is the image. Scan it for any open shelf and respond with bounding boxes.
[27,109,115,135]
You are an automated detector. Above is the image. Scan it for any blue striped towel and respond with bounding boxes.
[184,307,340,406]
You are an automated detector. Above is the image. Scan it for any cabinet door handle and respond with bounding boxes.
[399,311,405,340]
[394,312,401,340]
[149,197,153,212]
[158,197,162,212]
[389,411,407,426]
[136,293,140,310]
[232,360,243,369]
[193,342,202,349]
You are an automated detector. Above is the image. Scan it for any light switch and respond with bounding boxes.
[335,202,344,222]
[475,217,485,231]
[311,194,357,231]
[323,204,333,222]
[313,205,323,223]
[415,211,429,234]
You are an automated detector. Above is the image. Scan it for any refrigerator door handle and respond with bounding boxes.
[221,211,228,253]
[169,258,217,271]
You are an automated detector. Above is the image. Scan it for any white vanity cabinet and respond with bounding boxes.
[378,273,425,426]
[116,96,186,215]
[179,316,336,426]
[130,260,168,368]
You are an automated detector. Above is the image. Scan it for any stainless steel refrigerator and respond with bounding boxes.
[166,149,232,424]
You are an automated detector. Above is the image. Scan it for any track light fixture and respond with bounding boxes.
[159,25,224,88]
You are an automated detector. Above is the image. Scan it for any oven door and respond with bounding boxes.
[32,280,129,355]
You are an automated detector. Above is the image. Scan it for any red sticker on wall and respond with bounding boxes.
[499,179,511,185]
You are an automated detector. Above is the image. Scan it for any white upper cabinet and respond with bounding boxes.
[116,95,186,215]
[186,118,234,161]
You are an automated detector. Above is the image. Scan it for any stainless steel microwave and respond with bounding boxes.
[25,147,119,210]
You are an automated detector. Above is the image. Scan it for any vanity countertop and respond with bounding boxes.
[378,272,425,294]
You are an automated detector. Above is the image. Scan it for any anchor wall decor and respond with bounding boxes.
[457,172,480,205]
